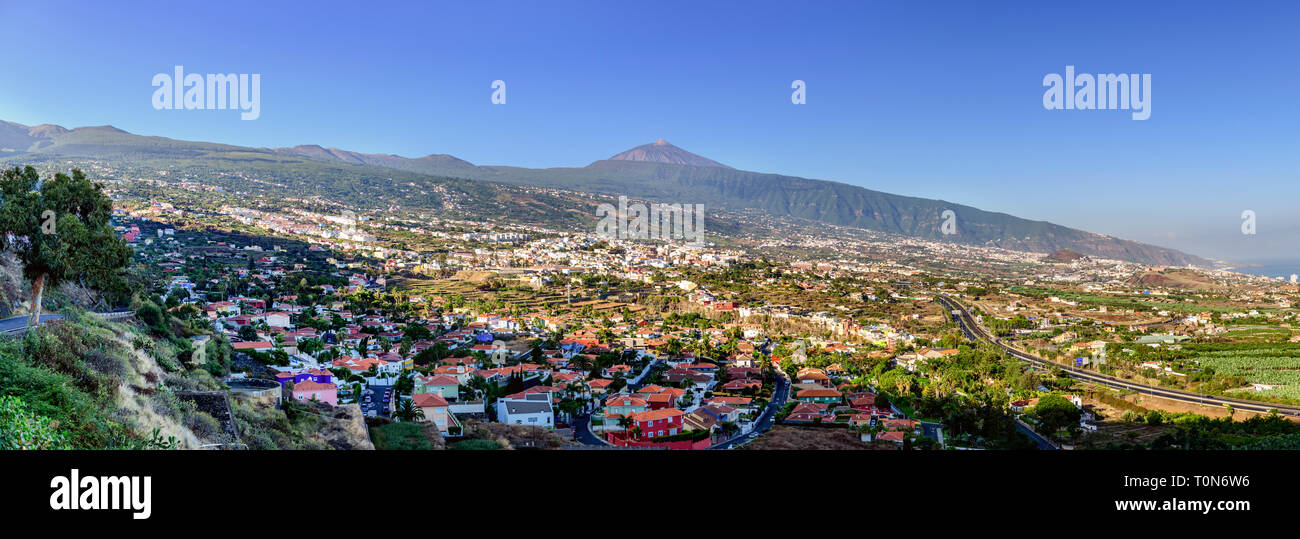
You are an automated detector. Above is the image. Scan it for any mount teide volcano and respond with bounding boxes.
[0,121,1211,267]
[606,139,732,168]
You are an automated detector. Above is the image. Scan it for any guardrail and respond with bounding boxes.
[95,310,136,321]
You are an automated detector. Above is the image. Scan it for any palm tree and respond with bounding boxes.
[393,398,421,422]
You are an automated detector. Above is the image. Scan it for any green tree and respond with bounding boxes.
[1031,394,1082,438]
[238,325,259,341]
[0,166,131,326]
[393,398,422,422]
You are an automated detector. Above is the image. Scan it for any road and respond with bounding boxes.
[710,370,789,449]
[1,310,135,335]
[363,385,393,418]
[936,295,1300,418]
[920,421,945,446]
[1015,420,1060,450]
[570,357,662,447]
[0,313,64,333]
[567,353,791,449]
[573,413,606,445]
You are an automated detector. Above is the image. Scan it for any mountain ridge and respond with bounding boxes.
[0,120,1215,267]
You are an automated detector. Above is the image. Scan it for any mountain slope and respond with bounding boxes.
[269,145,476,173]
[605,138,732,168]
[0,121,1213,266]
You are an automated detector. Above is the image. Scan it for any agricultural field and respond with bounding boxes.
[389,274,645,316]
[1183,343,1300,401]
[1218,326,1296,342]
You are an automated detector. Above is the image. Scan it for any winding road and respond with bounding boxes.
[936,295,1300,418]
[0,313,65,334]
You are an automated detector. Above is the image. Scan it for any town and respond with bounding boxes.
[3,158,1287,452]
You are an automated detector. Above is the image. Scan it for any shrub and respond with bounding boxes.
[370,422,433,450]
[184,411,224,441]
[449,439,501,450]
[0,395,69,450]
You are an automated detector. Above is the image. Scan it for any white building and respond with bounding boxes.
[495,393,554,429]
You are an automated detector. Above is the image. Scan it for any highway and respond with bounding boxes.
[936,295,1300,419]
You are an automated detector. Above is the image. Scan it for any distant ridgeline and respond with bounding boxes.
[0,121,1211,267]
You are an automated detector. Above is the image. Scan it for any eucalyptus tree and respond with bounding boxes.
[0,166,130,327]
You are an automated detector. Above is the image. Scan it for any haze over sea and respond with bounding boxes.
[1228,259,1300,280]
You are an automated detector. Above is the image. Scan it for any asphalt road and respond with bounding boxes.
[573,413,606,445]
[1,310,135,335]
[0,314,64,333]
[710,371,789,450]
[364,385,393,418]
[920,421,944,445]
[570,359,661,447]
[937,295,1300,418]
[1015,420,1060,451]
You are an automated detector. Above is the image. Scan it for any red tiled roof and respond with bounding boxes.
[293,380,336,392]
[422,375,460,386]
[630,408,685,422]
[412,393,449,408]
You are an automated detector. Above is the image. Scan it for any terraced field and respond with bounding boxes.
[389,275,645,315]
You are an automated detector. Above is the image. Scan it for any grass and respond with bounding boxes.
[448,438,501,450]
[370,421,434,450]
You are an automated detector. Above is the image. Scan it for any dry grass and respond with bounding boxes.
[460,419,578,449]
[738,425,895,450]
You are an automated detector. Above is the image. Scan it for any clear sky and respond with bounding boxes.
[1,0,1296,262]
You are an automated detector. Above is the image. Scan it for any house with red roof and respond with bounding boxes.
[232,341,273,352]
[628,408,685,439]
[291,379,338,406]
[413,393,456,434]
[722,378,762,393]
[603,395,648,422]
[415,374,461,401]
[587,378,615,394]
[796,387,842,404]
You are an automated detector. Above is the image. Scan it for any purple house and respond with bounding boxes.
[275,369,333,387]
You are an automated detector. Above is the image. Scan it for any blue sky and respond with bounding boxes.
[1,0,1296,262]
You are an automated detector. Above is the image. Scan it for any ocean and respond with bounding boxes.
[1226,259,1300,280]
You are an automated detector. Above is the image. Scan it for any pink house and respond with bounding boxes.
[413,393,457,434]
[291,379,338,406]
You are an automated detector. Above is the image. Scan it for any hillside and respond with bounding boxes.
[1126,269,1222,291]
[0,306,373,450]
[1045,249,1087,263]
[0,120,1212,266]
